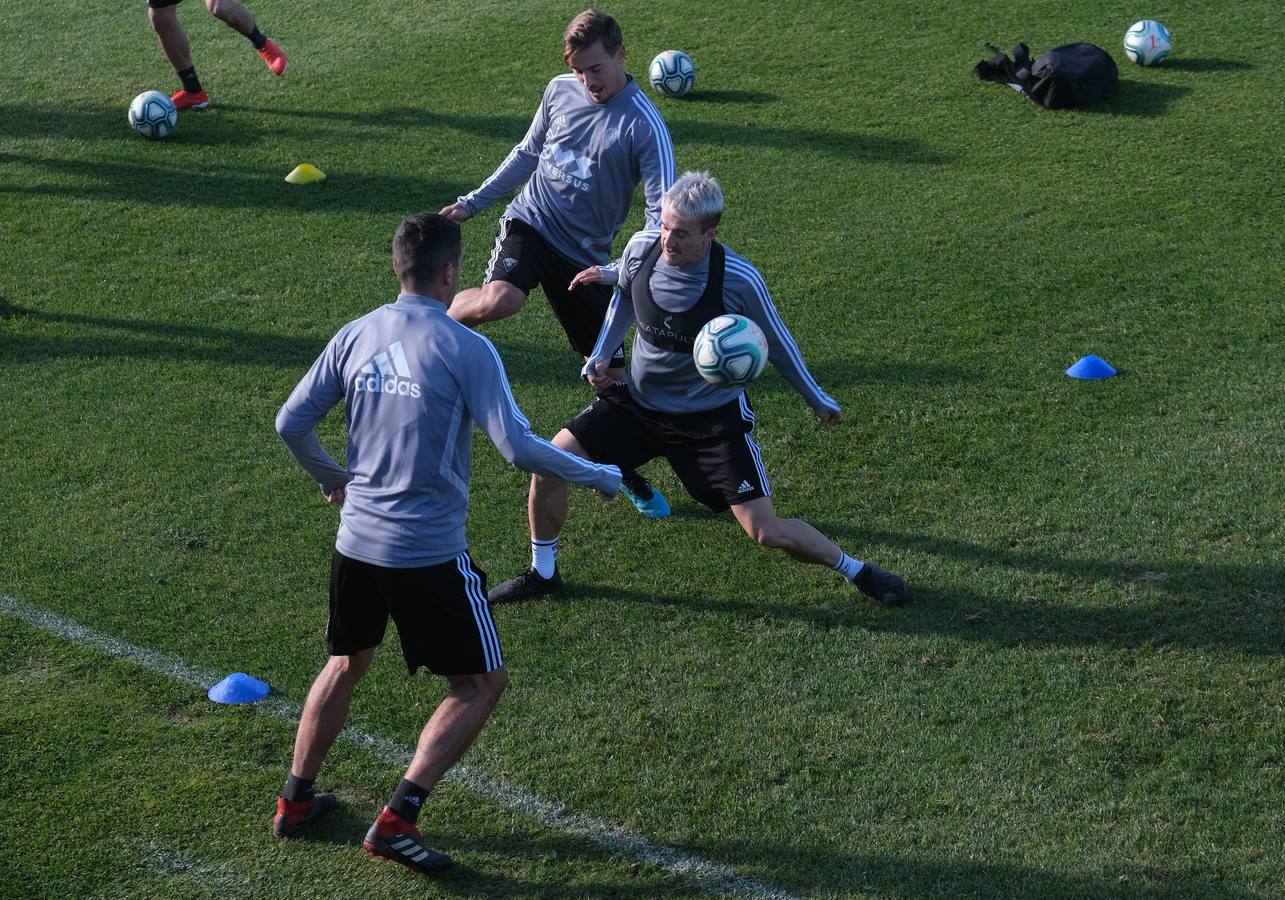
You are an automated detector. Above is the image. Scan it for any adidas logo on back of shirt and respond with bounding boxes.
[355,340,422,398]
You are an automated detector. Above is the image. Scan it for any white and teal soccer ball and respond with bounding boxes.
[1123,20,1172,66]
[649,50,696,98]
[128,90,177,139]
[693,314,768,388]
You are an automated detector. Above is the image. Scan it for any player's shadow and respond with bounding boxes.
[0,151,466,213]
[671,89,779,105]
[282,803,714,897]
[0,304,326,370]
[0,103,266,147]
[220,103,534,145]
[670,119,951,164]
[816,522,1285,656]
[699,839,1264,900]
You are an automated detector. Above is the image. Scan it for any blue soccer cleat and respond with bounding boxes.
[622,483,670,518]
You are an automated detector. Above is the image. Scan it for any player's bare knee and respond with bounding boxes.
[749,520,788,551]
[328,650,372,682]
[452,669,507,707]
[482,282,526,319]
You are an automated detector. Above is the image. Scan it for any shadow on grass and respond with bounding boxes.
[669,89,779,104]
[841,522,1281,655]
[566,510,1283,656]
[701,839,1264,900]
[1086,79,1192,117]
[0,150,464,213]
[1160,57,1254,73]
[0,305,326,370]
[671,118,952,163]
[288,801,734,897]
[296,776,1263,897]
[228,103,950,165]
[0,303,603,392]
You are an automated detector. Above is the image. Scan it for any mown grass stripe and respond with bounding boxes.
[0,592,796,900]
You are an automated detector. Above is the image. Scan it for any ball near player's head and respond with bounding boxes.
[563,8,628,103]
[660,171,724,266]
[392,213,463,298]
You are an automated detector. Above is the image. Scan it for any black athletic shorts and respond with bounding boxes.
[566,384,771,511]
[147,0,182,9]
[484,216,625,363]
[327,550,503,676]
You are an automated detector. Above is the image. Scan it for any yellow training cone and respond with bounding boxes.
[285,163,326,184]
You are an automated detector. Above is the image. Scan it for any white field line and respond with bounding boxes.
[133,839,255,894]
[0,593,796,900]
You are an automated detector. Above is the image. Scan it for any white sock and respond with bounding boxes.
[832,551,864,583]
[531,537,559,579]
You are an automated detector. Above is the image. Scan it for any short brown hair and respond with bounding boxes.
[563,8,622,62]
[392,213,461,288]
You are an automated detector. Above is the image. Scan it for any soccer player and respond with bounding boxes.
[272,213,621,874]
[438,8,675,517]
[488,172,907,607]
[146,0,287,111]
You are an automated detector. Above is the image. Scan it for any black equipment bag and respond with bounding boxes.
[974,42,1118,109]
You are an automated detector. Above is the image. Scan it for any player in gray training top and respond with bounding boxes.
[439,8,675,518]
[272,213,620,876]
[488,172,907,608]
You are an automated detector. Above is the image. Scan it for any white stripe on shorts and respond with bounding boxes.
[484,216,514,285]
[738,395,770,497]
[457,554,502,671]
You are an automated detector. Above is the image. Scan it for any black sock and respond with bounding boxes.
[388,778,430,824]
[283,773,315,802]
[248,26,267,50]
[620,469,653,500]
[176,66,202,94]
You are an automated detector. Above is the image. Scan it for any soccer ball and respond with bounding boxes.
[649,50,696,98]
[128,90,178,139]
[1123,20,1172,66]
[693,314,768,388]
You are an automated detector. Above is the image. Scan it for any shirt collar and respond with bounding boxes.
[396,291,448,311]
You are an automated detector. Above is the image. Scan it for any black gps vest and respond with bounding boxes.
[631,239,726,353]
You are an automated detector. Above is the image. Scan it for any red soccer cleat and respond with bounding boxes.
[272,793,337,838]
[363,807,453,874]
[170,89,209,111]
[257,39,288,76]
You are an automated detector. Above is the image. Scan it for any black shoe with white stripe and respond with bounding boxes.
[363,808,453,874]
[854,562,907,607]
[487,566,562,604]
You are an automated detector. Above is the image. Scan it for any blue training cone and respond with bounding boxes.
[1066,355,1117,380]
[208,672,270,704]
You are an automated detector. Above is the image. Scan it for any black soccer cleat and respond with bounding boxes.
[272,792,337,838]
[363,808,453,874]
[854,562,906,607]
[487,567,562,604]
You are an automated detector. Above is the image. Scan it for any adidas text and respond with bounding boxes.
[355,372,422,398]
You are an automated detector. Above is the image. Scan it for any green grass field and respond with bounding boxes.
[2,1,1282,897]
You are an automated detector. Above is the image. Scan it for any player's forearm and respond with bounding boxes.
[586,288,634,363]
[277,427,351,492]
[459,147,540,214]
[510,436,621,495]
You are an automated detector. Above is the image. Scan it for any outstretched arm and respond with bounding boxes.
[726,258,841,420]
[447,86,552,218]
[462,335,621,496]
